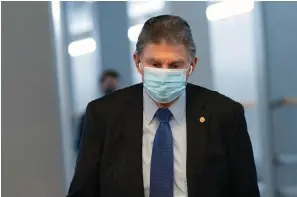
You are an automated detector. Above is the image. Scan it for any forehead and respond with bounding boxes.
[142,42,188,62]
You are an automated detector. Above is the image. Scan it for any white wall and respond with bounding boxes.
[262,2,297,194]
[2,2,65,197]
[66,2,100,116]
[207,5,262,160]
[70,53,100,115]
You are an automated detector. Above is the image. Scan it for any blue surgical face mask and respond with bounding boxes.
[141,64,192,103]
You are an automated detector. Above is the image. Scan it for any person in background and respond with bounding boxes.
[75,69,120,153]
[99,69,120,95]
[68,15,259,197]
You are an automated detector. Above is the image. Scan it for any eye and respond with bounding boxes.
[169,64,182,69]
[152,63,161,68]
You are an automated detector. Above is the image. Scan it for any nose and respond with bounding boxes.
[161,64,170,69]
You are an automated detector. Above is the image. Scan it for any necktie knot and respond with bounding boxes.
[155,108,172,122]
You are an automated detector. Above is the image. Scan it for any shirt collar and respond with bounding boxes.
[143,89,186,124]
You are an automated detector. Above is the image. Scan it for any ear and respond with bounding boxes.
[188,56,198,76]
[133,53,142,74]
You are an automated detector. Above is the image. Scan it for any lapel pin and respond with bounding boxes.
[200,117,205,123]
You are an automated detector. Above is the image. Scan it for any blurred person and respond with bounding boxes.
[75,69,120,152]
[67,15,260,197]
[99,69,120,95]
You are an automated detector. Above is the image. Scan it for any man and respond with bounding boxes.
[67,15,260,197]
[75,69,120,152]
[99,69,120,95]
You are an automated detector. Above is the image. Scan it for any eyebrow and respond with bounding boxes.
[145,58,186,64]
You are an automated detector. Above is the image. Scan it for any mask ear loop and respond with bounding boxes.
[185,65,193,86]
[188,65,193,75]
[138,62,143,72]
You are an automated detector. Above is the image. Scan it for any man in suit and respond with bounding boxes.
[67,15,260,197]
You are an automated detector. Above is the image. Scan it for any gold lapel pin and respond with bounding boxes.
[200,117,205,123]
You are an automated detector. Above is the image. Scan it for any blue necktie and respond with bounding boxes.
[150,108,174,197]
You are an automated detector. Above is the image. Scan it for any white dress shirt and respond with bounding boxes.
[142,89,188,197]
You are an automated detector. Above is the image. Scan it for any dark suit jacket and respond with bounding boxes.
[67,83,260,197]
[75,114,84,153]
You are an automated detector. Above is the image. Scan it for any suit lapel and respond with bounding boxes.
[111,83,145,197]
[186,84,211,197]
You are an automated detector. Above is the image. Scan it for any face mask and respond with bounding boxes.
[142,65,192,103]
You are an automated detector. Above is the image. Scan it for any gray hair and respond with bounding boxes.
[135,15,196,60]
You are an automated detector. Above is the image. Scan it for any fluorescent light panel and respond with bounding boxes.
[128,24,144,42]
[68,37,96,57]
[206,0,255,21]
[128,0,165,19]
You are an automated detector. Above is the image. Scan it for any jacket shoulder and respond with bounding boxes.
[87,83,142,111]
[187,83,243,111]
